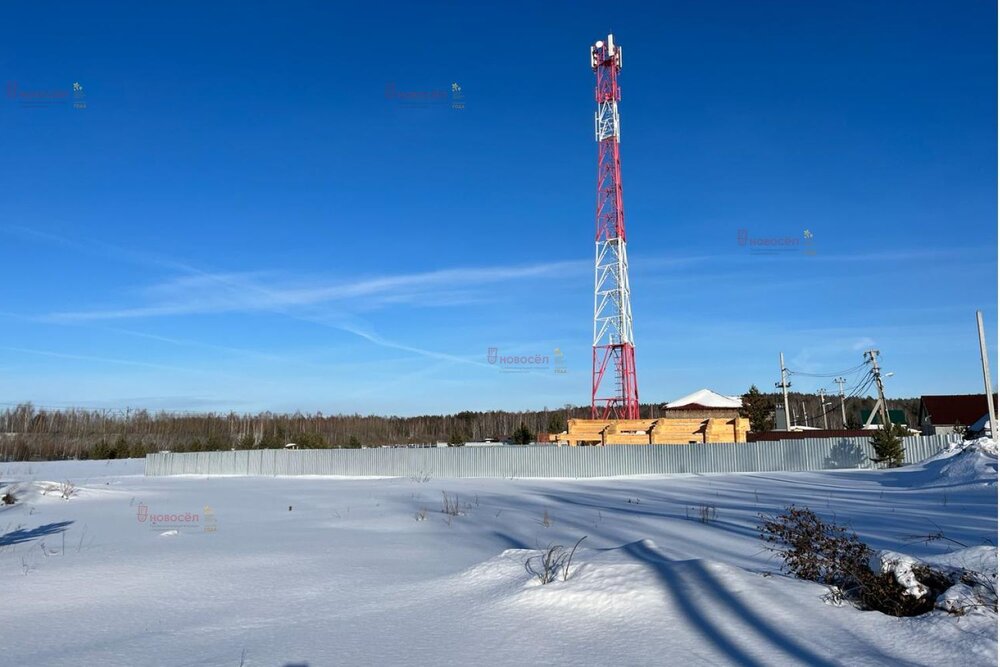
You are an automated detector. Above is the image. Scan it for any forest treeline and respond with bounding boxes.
[0,402,595,461]
[0,392,919,461]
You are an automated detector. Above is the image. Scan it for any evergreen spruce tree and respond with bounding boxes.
[740,385,775,432]
[547,413,566,434]
[512,423,533,445]
[869,423,907,468]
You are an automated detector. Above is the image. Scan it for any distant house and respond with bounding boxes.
[858,409,909,428]
[661,389,743,419]
[917,394,998,436]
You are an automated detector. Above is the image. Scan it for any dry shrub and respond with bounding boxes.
[441,492,462,517]
[760,506,870,585]
[524,537,587,585]
[759,506,952,617]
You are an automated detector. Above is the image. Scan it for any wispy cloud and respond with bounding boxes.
[6,226,573,321]
[337,323,486,367]
[12,228,584,368]
[103,327,289,363]
[0,346,201,374]
[43,261,586,322]
[2,225,200,274]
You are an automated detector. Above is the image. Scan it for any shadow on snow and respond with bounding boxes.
[0,521,74,547]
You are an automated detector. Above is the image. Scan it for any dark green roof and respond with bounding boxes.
[859,409,908,426]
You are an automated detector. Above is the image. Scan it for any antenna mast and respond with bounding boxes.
[590,33,639,419]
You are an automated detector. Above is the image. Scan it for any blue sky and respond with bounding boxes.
[0,1,996,415]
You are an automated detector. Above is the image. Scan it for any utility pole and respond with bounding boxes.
[834,377,848,428]
[864,349,891,429]
[976,310,997,439]
[818,389,829,429]
[801,400,809,427]
[776,352,792,429]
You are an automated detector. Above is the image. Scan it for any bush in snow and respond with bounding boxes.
[40,481,78,500]
[760,506,871,586]
[1,488,16,505]
[524,536,587,585]
[936,568,998,615]
[759,506,955,617]
[440,491,462,517]
[861,552,951,616]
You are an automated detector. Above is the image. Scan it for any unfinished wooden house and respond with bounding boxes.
[559,389,749,445]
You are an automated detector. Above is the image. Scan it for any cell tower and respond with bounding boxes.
[590,33,640,420]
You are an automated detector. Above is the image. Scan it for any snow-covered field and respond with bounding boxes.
[1,444,996,666]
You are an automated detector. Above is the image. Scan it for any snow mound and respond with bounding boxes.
[969,437,999,457]
[937,437,998,458]
[515,541,665,614]
[871,546,998,615]
[454,540,669,610]
[905,438,997,488]
[0,481,78,505]
[927,546,998,616]
[455,539,762,622]
[35,481,80,500]
[936,445,997,485]
[925,545,999,575]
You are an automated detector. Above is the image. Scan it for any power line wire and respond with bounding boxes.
[787,362,867,378]
[797,371,876,426]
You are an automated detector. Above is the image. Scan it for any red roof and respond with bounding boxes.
[919,394,998,426]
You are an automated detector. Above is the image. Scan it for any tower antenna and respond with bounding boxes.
[590,33,639,419]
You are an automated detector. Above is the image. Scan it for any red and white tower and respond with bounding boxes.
[590,33,640,420]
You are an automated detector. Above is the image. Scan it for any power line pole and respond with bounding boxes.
[776,352,792,429]
[976,310,997,439]
[834,377,848,428]
[864,349,891,428]
[801,400,809,427]
[818,389,829,429]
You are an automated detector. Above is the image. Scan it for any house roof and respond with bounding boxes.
[859,409,908,426]
[919,394,998,426]
[664,389,742,410]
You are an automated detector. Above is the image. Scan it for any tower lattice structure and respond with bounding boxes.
[590,33,639,420]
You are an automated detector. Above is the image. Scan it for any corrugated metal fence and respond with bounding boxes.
[144,434,957,478]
